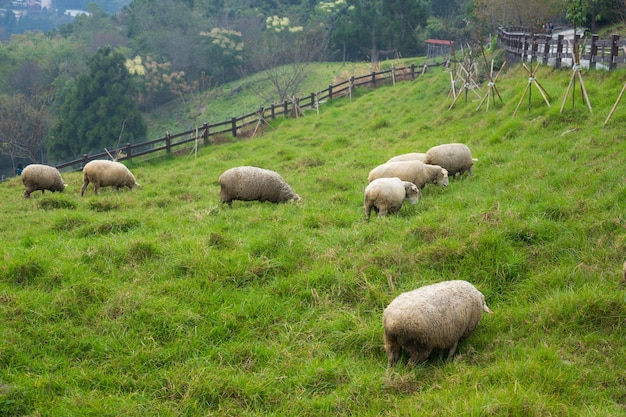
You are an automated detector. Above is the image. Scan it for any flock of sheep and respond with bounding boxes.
[20,160,139,198]
[362,143,492,366]
[17,142,493,367]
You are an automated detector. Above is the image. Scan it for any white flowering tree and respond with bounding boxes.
[245,15,325,103]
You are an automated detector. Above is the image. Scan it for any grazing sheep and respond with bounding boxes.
[368,160,449,189]
[219,166,301,206]
[387,152,427,163]
[424,143,476,177]
[383,280,493,367]
[81,160,139,196]
[21,164,66,198]
[364,177,420,220]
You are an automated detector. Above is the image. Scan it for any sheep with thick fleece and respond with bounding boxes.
[219,166,301,205]
[21,164,66,198]
[383,280,493,367]
[386,152,427,163]
[364,177,420,220]
[81,160,139,196]
[424,143,476,177]
[368,160,449,189]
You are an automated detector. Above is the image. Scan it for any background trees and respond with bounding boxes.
[0,94,52,172]
[0,0,614,178]
[49,46,146,161]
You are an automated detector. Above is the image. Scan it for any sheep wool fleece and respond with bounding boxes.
[383,280,492,367]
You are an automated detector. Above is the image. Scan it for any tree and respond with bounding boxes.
[244,16,326,103]
[0,94,52,170]
[473,0,564,32]
[335,0,430,63]
[49,45,146,161]
[126,0,209,80]
[582,0,622,32]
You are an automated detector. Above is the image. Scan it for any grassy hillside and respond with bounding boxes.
[145,58,425,135]
[1,61,626,416]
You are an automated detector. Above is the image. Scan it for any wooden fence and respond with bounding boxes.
[55,62,436,173]
[497,26,626,70]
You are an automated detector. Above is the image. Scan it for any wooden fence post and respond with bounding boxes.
[231,117,237,137]
[610,34,620,70]
[165,133,171,153]
[556,35,564,69]
[371,71,376,87]
[82,154,89,168]
[410,63,415,79]
[531,37,538,63]
[522,35,530,62]
[328,84,333,100]
[589,34,598,70]
[270,103,276,120]
[202,122,209,146]
[283,100,289,116]
[125,143,132,160]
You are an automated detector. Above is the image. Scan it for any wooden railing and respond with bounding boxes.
[54,62,437,172]
[497,27,626,70]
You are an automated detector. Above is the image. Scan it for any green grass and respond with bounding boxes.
[145,58,425,135]
[2,62,626,416]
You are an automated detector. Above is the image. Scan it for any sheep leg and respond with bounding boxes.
[384,334,403,367]
[446,340,459,360]
[80,179,90,196]
[364,203,373,221]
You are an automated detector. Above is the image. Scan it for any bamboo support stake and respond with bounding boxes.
[477,60,506,111]
[448,70,457,99]
[560,64,592,113]
[513,63,551,117]
[604,83,626,125]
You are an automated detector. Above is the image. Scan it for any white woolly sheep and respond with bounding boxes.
[424,143,476,178]
[219,166,301,205]
[21,164,66,198]
[383,280,493,367]
[368,160,449,189]
[364,177,420,220]
[386,152,427,163]
[80,160,139,196]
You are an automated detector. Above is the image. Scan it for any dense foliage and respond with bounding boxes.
[49,46,146,160]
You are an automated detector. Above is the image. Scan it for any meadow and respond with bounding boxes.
[1,60,626,416]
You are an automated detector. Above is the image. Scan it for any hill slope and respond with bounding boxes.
[1,63,626,416]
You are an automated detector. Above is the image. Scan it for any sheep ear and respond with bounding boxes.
[483,304,494,314]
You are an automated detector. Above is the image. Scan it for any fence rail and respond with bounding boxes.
[54,62,436,172]
[497,26,626,70]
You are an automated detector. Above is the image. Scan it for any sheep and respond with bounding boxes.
[383,280,493,367]
[386,152,427,163]
[368,160,449,189]
[424,143,476,178]
[21,164,66,198]
[80,160,139,196]
[219,166,301,206]
[364,177,420,220]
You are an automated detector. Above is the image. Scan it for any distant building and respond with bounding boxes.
[64,9,91,17]
[425,39,454,59]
